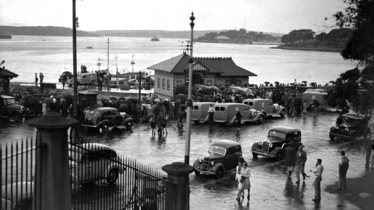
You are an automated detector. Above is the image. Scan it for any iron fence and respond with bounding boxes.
[1,138,175,210]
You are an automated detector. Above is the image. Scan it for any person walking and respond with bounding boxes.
[207,104,215,129]
[336,112,344,127]
[336,151,349,190]
[237,161,251,203]
[295,144,309,184]
[177,107,184,128]
[313,159,324,202]
[235,107,242,131]
[369,144,374,171]
[284,142,296,176]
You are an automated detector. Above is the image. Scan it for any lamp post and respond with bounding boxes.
[72,0,78,116]
[185,12,195,165]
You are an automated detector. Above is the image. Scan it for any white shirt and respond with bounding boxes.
[314,164,324,176]
[208,107,215,113]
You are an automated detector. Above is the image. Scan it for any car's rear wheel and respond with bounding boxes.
[12,112,22,122]
[252,152,258,158]
[194,170,200,176]
[275,150,284,161]
[100,122,110,132]
[106,169,119,184]
[215,167,224,179]
[257,116,264,124]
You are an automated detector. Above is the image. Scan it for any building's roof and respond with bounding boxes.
[0,67,18,78]
[214,35,231,40]
[148,53,257,77]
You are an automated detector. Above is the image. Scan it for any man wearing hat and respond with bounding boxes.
[295,144,309,184]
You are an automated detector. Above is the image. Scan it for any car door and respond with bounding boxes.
[113,110,123,125]
[224,147,237,170]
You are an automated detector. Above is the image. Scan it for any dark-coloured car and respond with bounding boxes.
[69,143,126,185]
[251,126,302,160]
[58,71,73,82]
[0,95,31,122]
[82,107,133,131]
[193,140,242,179]
[329,113,371,140]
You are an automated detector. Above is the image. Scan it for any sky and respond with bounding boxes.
[0,0,347,34]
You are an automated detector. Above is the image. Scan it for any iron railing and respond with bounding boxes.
[1,138,175,210]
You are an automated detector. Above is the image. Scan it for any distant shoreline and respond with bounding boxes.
[271,45,342,53]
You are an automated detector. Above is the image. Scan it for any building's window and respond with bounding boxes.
[158,78,160,88]
[167,79,170,90]
[177,81,182,86]
[162,78,165,89]
[231,79,237,85]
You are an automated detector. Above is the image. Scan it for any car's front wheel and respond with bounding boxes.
[257,116,264,124]
[252,152,258,158]
[215,167,224,179]
[106,169,119,184]
[12,112,22,122]
[125,121,133,130]
[280,110,286,118]
[275,150,284,161]
[100,122,110,132]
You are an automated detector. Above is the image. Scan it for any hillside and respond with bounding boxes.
[0,26,98,37]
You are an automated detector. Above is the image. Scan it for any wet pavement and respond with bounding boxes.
[1,111,373,210]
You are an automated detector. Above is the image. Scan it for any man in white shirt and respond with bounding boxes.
[207,104,215,129]
[313,159,324,202]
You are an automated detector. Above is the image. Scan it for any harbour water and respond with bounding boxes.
[0,35,357,85]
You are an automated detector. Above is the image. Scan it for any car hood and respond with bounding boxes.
[339,123,355,128]
[204,154,224,160]
[6,104,23,109]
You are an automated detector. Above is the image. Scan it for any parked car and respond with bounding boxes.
[77,72,98,85]
[191,102,216,124]
[193,140,242,179]
[329,113,371,140]
[82,107,133,131]
[58,71,73,82]
[302,89,328,109]
[69,143,126,185]
[0,95,31,122]
[1,181,33,210]
[213,103,264,125]
[242,98,286,118]
[251,126,302,160]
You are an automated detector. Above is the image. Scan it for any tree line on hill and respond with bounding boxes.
[0,26,99,37]
[281,28,353,49]
[196,28,280,43]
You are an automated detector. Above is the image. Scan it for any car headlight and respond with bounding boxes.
[269,142,273,147]
[277,106,280,110]
[258,141,262,145]
[210,161,214,166]
[253,112,258,116]
[345,127,349,132]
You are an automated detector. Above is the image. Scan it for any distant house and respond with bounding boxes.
[0,67,18,95]
[147,53,257,99]
[214,35,231,43]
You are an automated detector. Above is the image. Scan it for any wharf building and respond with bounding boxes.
[147,53,257,99]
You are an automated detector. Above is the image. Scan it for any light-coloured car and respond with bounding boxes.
[242,98,286,118]
[69,143,125,186]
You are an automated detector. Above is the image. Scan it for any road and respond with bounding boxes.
[1,111,373,209]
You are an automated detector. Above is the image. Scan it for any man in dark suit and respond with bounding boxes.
[284,142,296,176]
[295,144,309,184]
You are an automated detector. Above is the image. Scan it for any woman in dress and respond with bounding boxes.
[237,161,251,202]
[369,144,374,171]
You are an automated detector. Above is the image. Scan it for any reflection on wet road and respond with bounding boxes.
[1,112,367,209]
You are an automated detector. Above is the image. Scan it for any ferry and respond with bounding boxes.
[151,37,159,41]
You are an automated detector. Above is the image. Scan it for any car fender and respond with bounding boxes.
[211,163,225,173]
[122,118,133,124]
[251,142,261,151]
[330,126,337,131]
[97,120,110,127]
[253,112,264,120]
[105,163,125,177]
[261,111,267,117]
[269,147,282,156]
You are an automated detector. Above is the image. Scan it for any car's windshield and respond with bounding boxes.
[208,146,226,156]
[4,98,16,105]
[343,117,359,126]
[88,111,100,116]
[268,130,286,140]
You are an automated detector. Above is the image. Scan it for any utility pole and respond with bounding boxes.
[115,55,119,88]
[139,71,142,103]
[185,12,195,165]
[131,55,135,73]
[97,57,101,71]
[72,0,78,116]
[107,38,110,71]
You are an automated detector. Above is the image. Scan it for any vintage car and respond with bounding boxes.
[82,107,133,131]
[58,71,73,82]
[213,103,265,125]
[302,89,328,109]
[0,95,31,122]
[1,181,33,210]
[329,113,371,140]
[193,140,242,179]
[242,98,286,118]
[191,102,216,124]
[69,143,125,185]
[251,126,302,160]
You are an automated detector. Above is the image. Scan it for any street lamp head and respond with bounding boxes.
[190,12,195,22]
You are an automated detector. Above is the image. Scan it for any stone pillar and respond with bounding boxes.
[162,162,194,210]
[27,111,79,210]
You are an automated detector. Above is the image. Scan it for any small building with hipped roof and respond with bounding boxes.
[0,66,18,95]
[147,53,257,98]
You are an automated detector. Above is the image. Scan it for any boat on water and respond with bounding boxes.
[151,37,159,41]
[87,46,93,49]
